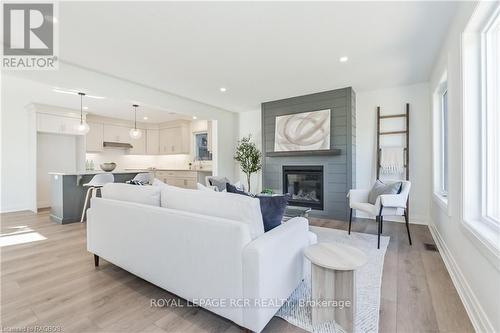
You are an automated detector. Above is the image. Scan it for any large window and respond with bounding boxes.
[462,1,500,256]
[484,11,500,224]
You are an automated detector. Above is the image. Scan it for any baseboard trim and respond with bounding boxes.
[428,222,495,332]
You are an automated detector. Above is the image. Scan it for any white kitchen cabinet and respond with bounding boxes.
[37,113,82,135]
[103,124,131,144]
[146,129,160,155]
[159,125,190,155]
[86,122,103,152]
[154,170,197,189]
[129,132,146,155]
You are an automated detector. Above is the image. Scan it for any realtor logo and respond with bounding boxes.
[2,3,58,69]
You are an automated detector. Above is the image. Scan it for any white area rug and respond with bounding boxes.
[275,226,390,333]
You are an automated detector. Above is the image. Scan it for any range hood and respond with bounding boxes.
[103,141,133,149]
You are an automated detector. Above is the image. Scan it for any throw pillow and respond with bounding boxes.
[226,183,249,196]
[208,177,231,192]
[368,180,402,204]
[226,183,289,232]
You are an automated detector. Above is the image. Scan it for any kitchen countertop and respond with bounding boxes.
[49,169,212,176]
[48,170,148,176]
[124,168,213,172]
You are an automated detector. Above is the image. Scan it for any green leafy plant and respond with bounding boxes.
[261,188,274,195]
[234,135,262,193]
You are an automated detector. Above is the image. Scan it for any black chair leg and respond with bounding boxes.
[404,209,412,245]
[380,216,383,234]
[377,216,381,249]
[348,208,353,234]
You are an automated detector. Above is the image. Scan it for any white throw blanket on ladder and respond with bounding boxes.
[380,146,405,174]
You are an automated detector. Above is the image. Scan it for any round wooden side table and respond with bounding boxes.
[304,242,368,332]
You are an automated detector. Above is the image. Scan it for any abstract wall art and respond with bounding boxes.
[274,109,331,152]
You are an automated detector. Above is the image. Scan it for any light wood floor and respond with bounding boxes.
[1,210,474,333]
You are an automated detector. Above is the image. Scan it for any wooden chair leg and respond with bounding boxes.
[94,254,99,267]
[348,208,353,234]
[404,209,412,245]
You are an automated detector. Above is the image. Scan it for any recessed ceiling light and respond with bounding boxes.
[192,116,197,120]
[143,116,148,120]
[83,106,89,110]
[339,56,349,63]
[219,87,227,92]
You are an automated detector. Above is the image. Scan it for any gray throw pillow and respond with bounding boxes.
[368,180,402,204]
[209,177,231,192]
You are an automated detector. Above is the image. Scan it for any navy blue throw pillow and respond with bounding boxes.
[226,184,289,232]
[226,183,249,196]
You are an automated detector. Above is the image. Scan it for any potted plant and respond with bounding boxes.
[234,135,262,193]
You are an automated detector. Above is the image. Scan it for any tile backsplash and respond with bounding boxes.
[86,149,211,171]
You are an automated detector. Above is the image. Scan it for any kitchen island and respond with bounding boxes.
[49,170,147,224]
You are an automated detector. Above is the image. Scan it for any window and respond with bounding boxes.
[462,1,500,258]
[433,73,448,203]
[194,132,211,160]
[484,11,500,224]
[441,89,449,196]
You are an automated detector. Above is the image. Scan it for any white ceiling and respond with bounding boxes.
[3,75,192,123]
[55,1,459,113]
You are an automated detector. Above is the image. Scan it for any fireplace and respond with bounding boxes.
[283,166,324,210]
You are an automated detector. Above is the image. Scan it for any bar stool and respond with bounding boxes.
[80,173,115,222]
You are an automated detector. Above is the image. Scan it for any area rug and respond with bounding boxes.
[275,226,390,333]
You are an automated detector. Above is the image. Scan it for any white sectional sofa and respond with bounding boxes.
[86,183,316,332]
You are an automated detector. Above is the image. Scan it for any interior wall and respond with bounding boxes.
[356,83,431,224]
[37,133,79,208]
[428,2,500,332]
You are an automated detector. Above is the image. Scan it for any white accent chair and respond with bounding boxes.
[80,173,114,222]
[348,180,412,249]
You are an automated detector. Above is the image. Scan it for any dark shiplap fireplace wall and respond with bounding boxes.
[261,88,356,221]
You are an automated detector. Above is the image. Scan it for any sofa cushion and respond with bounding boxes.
[160,186,264,239]
[101,183,161,207]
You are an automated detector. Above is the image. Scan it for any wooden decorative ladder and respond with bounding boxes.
[376,103,410,217]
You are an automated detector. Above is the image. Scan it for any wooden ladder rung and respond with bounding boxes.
[379,113,407,119]
[380,130,407,135]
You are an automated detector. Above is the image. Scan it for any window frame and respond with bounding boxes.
[432,72,449,210]
[440,88,449,197]
[461,1,500,265]
[482,11,500,227]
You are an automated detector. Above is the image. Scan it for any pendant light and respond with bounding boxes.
[129,104,142,139]
[76,92,90,134]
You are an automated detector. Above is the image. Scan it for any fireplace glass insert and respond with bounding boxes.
[283,165,324,210]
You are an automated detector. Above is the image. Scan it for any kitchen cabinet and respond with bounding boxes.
[146,129,160,155]
[159,125,190,155]
[86,122,103,152]
[154,170,198,189]
[37,113,82,135]
[103,124,131,144]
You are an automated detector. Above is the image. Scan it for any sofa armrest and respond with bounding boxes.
[242,217,310,332]
[348,189,370,206]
